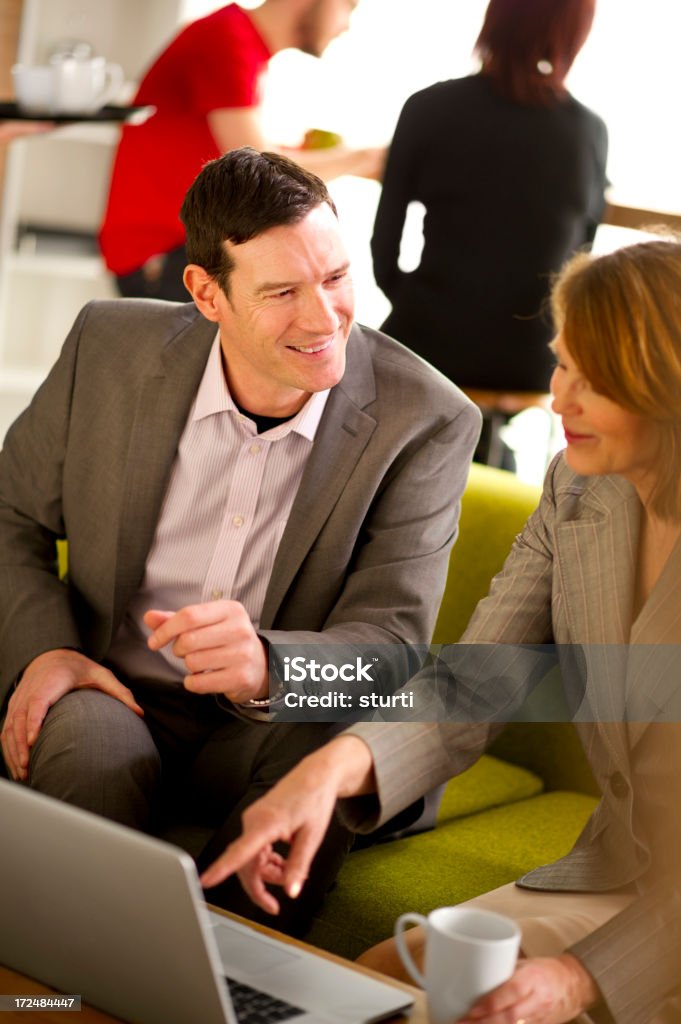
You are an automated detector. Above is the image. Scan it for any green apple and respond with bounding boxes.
[302,128,343,150]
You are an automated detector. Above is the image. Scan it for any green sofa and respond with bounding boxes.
[306,463,600,959]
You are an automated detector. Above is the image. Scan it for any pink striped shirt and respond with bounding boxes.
[106,334,329,682]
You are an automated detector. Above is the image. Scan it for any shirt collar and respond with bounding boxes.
[192,332,329,441]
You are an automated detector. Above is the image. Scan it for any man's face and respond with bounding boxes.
[213,203,354,416]
[296,0,359,57]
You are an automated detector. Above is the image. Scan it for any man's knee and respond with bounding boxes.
[29,689,161,828]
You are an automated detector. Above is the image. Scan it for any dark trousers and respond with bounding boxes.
[116,245,189,302]
[23,682,351,937]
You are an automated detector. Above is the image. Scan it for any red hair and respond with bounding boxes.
[475,0,596,107]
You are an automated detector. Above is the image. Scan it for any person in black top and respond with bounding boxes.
[371,0,607,395]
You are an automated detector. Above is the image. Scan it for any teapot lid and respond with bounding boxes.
[49,39,94,62]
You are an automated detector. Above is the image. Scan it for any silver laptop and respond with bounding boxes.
[0,779,413,1024]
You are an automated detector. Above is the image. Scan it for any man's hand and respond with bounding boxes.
[281,143,387,182]
[145,600,268,703]
[458,954,600,1024]
[0,649,143,781]
[200,735,376,913]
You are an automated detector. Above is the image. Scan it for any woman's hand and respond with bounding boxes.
[458,954,600,1024]
[200,734,375,912]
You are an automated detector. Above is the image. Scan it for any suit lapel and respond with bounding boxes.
[627,537,681,745]
[555,477,640,749]
[630,535,681,644]
[555,474,681,752]
[111,311,216,631]
[555,475,640,645]
[260,326,377,628]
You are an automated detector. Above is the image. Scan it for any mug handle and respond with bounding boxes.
[394,912,428,988]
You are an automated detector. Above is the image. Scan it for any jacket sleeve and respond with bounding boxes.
[571,880,681,1024]
[0,306,92,705]
[570,720,681,1023]
[337,458,564,823]
[339,718,496,832]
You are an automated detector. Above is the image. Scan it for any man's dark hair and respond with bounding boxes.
[180,147,337,293]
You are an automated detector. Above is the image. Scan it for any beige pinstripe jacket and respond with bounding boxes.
[349,455,681,1023]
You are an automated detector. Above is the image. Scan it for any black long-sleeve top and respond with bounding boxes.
[372,74,608,391]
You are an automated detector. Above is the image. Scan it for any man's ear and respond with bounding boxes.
[183,264,224,321]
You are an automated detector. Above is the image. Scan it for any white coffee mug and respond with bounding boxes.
[12,58,123,115]
[395,906,521,1024]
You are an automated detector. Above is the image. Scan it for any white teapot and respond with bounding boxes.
[13,49,123,116]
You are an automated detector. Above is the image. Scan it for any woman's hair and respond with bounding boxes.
[475,0,596,107]
[552,238,681,520]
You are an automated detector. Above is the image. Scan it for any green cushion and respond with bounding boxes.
[433,464,542,644]
[437,755,543,825]
[490,723,600,797]
[308,791,598,959]
[57,539,68,579]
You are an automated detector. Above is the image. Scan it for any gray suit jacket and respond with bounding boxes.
[348,455,681,1023]
[0,299,481,707]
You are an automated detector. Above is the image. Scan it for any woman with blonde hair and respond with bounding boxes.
[551,239,681,523]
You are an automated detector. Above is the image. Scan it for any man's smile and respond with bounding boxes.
[286,337,336,355]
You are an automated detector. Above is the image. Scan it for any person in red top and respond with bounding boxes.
[100,0,383,300]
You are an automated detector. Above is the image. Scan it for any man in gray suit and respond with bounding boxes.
[0,148,480,933]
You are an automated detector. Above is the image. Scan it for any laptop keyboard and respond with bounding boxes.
[225,976,304,1023]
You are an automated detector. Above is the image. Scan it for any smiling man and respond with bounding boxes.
[182,199,353,417]
[0,148,480,935]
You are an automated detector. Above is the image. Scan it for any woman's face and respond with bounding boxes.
[550,335,660,495]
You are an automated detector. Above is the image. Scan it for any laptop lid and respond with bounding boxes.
[0,779,234,1024]
[0,780,413,1023]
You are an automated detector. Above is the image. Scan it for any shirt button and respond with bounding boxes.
[211,589,224,600]
[249,443,261,455]
[233,515,244,528]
